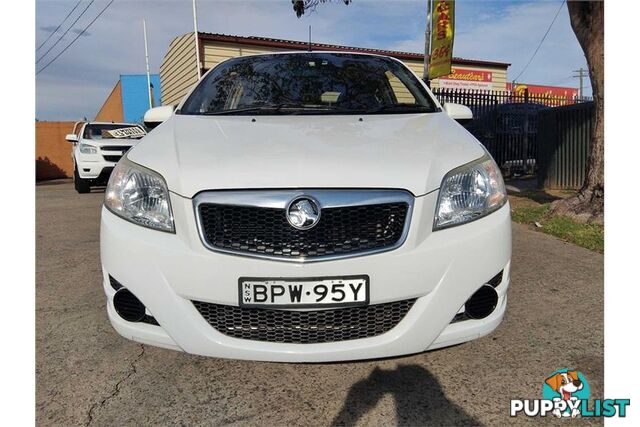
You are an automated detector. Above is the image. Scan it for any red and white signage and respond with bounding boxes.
[507,83,579,101]
[437,67,493,90]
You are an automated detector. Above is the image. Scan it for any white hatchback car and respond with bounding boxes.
[101,52,511,362]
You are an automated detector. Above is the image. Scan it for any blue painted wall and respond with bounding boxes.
[120,74,161,124]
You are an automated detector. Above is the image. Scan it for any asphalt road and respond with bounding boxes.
[36,181,604,426]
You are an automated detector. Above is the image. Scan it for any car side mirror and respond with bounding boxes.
[144,106,174,129]
[65,133,78,143]
[443,103,473,122]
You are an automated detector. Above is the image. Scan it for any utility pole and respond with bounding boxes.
[573,67,587,98]
[143,19,152,109]
[192,0,202,79]
[423,0,433,82]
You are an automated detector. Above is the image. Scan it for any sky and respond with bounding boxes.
[35,0,591,121]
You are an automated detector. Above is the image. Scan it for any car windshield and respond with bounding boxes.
[179,53,439,115]
[83,124,146,140]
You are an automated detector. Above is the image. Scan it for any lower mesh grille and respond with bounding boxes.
[193,299,416,344]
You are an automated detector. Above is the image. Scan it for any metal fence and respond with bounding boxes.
[432,88,591,113]
[432,88,592,177]
[537,102,594,189]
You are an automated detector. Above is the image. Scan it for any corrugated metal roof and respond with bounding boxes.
[197,32,511,68]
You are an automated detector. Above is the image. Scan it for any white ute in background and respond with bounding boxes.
[66,121,147,193]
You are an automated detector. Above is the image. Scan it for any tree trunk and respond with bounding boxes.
[549,0,604,224]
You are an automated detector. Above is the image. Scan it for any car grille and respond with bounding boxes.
[197,202,409,260]
[100,145,132,151]
[192,299,416,344]
[102,155,123,162]
[101,146,131,163]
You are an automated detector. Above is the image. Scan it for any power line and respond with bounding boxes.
[512,0,566,83]
[550,75,573,85]
[36,0,83,52]
[36,0,114,75]
[36,0,95,64]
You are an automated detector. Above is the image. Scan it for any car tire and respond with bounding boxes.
[74,167,91,194]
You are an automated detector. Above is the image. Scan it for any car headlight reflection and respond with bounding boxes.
[104,157,175,233]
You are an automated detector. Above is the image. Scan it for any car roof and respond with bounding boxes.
[227,50,398,61]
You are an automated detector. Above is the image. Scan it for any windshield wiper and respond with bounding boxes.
[198,103,352,115]
[363,104,434,114]
[199,105,280,115]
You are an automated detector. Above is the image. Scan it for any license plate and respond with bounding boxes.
[238,275,369,308]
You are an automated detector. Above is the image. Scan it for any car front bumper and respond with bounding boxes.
[100,190,512,362]
[76,158,117,182]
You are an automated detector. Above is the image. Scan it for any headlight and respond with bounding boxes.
[434,155,507,230]
[104,157,175,232]
[79,143,97,154]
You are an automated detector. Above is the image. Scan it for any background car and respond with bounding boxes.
[465,102,548,176]
[66,121,146,193]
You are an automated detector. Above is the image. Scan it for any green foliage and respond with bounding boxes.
[511,204,549,224]
[511,202,603,253]
[542,216,604,253]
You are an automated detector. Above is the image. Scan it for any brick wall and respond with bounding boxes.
[95,81,124,122]
[36,121,76,180]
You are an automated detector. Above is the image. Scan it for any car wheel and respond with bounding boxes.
[74,167,91,194]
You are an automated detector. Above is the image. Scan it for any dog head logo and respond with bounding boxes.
[546,370,583,400]
[542,369,590,418]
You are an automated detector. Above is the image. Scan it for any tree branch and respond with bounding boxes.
[292,0,352,18]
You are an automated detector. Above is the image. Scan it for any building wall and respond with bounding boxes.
[120,74,162,123]
[160,33,199,106]
[201,41,290,70]
[402,60,508,91]
[36,121,76,180]
[95,81,124,123]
